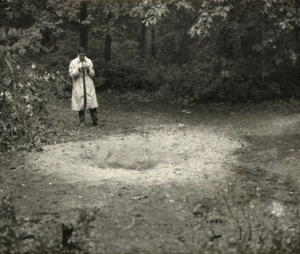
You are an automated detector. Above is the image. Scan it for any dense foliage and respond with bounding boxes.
[86,0,300,102]
[0,0,300,150]
[1,0,300,97]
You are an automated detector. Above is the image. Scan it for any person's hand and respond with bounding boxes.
[82,64,89,70]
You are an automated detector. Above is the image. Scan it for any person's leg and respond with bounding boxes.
[89,108,98,125]
[78,110,85,124]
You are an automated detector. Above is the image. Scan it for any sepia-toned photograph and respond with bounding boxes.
[1,0,300,253]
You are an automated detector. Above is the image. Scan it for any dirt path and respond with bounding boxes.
[1,95,300,253]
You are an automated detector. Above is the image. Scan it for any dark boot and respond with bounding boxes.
[89,108,98,125]
[78,110,85,126]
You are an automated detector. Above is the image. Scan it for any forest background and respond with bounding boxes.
[0,0,300,149]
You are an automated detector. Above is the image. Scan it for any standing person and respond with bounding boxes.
[69,47,98,126]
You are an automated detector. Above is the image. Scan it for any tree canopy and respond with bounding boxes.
[0,0,299,99]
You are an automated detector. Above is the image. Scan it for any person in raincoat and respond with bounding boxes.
[69,47,98,126]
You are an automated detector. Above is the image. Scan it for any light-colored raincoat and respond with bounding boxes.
[69,56,98,111]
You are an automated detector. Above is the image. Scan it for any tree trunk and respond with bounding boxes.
[233,0,240,62]
[105,12,112,62]
[240,36,248,59]
[261,17,266,79]
[177,32,187,64]
[177,14,200,64]
[136,20,140,44]
[224,34,227,55]
[151,27,156,58]
[294,0,300,74]
[41,0,51,46]
[140,21,146,56]
[239,2,247,59]
[41,28,51,46]
[79,1,88,50]
[105,34,112,62]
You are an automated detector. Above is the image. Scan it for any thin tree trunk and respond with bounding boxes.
[224,34,227,55]
[151,27,156,58]
[105,12,112,62]
[105,34,112,62]
[240,36,248,59]
[233,0,240,62]
[79,1,88,50]
[136,19,140,44]
[294,0,300,72]
[261,17,266,79]
[239,2,247,59]
[177,32,187,63]
[177,14,200,63]
[41,0,51,46]
[140,21,146,57]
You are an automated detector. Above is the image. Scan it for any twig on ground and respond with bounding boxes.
[240,225,248,250]
[210,234,222,241]
[123,218,135,231]
[205,219,217,238]
[199,217,221,242]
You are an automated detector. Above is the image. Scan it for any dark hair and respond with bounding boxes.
[78,47,86,54]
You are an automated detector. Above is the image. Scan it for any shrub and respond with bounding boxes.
[0,63,68,152]
[0,194,20,254]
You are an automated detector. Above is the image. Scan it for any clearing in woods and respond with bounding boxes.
[1,93,300,253]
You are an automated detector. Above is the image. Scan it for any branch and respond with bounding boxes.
[6,50,20,67]
[4,54,14,74]
[222,195,242,240]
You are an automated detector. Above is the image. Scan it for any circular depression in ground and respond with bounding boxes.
[25,125,241,195]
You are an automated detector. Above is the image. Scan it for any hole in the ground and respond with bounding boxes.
[108,159,158,171]
[103,146,160,171]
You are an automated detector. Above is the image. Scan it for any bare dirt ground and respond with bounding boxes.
[1,93,300,253]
